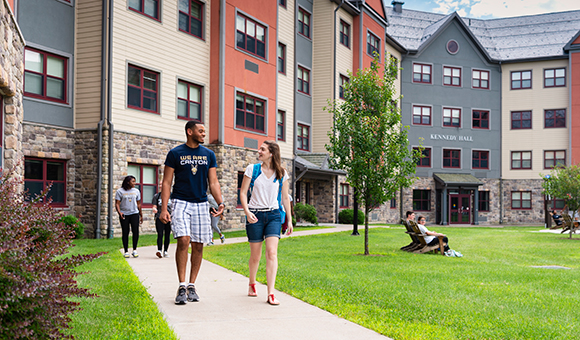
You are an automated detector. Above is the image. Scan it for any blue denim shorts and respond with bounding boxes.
[246,209,282,243]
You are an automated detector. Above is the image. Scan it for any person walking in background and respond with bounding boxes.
[115,175,142,258]
[152,189,172,258]
[159,120,225,305]
[207,192,225,245]
[239,140,293,306]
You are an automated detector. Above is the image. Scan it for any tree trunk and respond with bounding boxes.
[364,210,369,255]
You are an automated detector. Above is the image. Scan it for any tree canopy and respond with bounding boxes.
[542,165,580,238]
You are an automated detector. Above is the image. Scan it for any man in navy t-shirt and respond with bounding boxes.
[160,120,225,305]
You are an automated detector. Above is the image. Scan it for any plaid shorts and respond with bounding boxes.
[171,199,211,243]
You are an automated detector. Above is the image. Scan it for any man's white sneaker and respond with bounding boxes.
[132,250,139,258]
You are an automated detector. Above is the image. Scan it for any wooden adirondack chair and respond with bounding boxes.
[409,221,447,256]
[401,220,422,251]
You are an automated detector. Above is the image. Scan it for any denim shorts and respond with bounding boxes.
[246,209,282,243]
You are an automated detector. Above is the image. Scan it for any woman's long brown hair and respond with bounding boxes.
[263,140,284,180]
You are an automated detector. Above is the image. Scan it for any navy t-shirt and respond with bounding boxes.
[164,144,217,203]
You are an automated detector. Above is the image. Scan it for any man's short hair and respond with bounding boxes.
[185,120,202,133]
[405,211,414,218]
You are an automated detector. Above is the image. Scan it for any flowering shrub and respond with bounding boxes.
[0,171,104,339]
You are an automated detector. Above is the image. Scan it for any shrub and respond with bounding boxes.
[0,171,104,339]
[58,214,86,239]
[294,203,318,225]
[338,209,365,224]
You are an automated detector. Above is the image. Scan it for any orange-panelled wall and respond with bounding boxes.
[362,12,385,72]
[209,0,278,147]
[571,51,580,164]
[209,1,221,143]
[574,35,580,45]
[365,0,386,19]
[352,15,361,72]
[6,0,15,12]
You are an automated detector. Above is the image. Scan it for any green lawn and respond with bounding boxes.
[203,226,580,340]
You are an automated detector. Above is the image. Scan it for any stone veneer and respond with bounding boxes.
[295,177,336,224]
[500,178,545,225]
[74,130,99,237]
[1,1,25,178]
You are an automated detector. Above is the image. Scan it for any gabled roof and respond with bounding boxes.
[433,173,482,186]
[295,153,345,176]
[384,5,580,62]
[564,29,580,51]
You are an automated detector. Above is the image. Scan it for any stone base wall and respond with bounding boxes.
[1,2,25,179]
[402,177,437,223]
[478,178,501,224]
[22,123,76,213]
[74,130,99,237]
[295,177,335,224]
[501,178,545,225]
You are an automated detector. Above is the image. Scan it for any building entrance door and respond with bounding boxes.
[449,194,471,224]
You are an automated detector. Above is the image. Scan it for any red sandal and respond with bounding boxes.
[267,294,280,305]
[248,283,257,297]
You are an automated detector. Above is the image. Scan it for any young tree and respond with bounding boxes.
[325,54,421,255]
[542,165,580,239]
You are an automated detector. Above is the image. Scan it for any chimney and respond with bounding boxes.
[392,1,404,13]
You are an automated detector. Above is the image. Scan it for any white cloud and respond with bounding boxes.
[469,0,580,18]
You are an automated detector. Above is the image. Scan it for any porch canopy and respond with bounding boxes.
[433,173,483,225]
[294,153,345,181]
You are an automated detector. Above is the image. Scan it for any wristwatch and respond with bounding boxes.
[218,202,226,208]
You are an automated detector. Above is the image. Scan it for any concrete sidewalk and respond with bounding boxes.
[125,225,392,340]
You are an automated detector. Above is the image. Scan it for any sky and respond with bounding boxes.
[397,0,580,19]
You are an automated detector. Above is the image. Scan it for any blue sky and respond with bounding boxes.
[397,0,580,19]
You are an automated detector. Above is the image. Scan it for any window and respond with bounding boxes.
[472,110,489,129]
[177,80,202,121]
[340,184,349,208]
[278,43,286,74]
[24,158,66,206]
[544,68,565,87]
[550,198,566,210]
[544,109,566,128]
[297,124,309,151]
[478,191,490,212]
[446,40,459,54]
[511,191,531,210]
[129,0,159,20]
[511,111,531,129]
[413,63,431,84]
[297,66,310,95]
[367,31,380,57]
[472,150,489,169]
[443,149,461,168]
[179,0,204,39]
[24,48,67,103]
[511,151,531,170]
[127,164,158,207]
[511,70,531,89]
[544,150,566,169]
[279,0,286,8]
[412,105,431,125]
[339,20,350,47]
[413,190,430,211]
[391,56,398,79]
[127,65,158,113]
[235,93,265,133]
[236,14,266,59]
[443,66,461,86]
[472,69,489,89]
[390,198,397,209]
[277,110,285,141]
[414,147,431,167]
[443,108,461,127]
[339,75,349,99]
[237,172,244,208]
[298,8,311,38]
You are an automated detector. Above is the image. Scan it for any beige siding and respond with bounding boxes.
[75,0,103,129]
[110,0,212,141]
[277,0,295,160]
[311,0,335,153]
[502,60,569,179]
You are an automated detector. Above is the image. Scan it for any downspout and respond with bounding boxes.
[107,0,115,238]
[96,0,108,238]
[333,0,345,223]
[219,0,225,143]
[569,55,572,164]
[292,0,297,200]
[359,1,364,70]
[498,60,503,224]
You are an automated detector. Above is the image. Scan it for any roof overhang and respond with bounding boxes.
[433,173,483,187]
[294,155,345,181]
[330,0,361,16]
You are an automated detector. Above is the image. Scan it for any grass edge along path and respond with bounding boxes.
[203,226,580,340]
[66,235,178,340]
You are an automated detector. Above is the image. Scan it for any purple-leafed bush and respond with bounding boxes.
[0,170,105,339]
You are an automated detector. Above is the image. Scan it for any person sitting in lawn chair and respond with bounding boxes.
[549,210,563,228]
